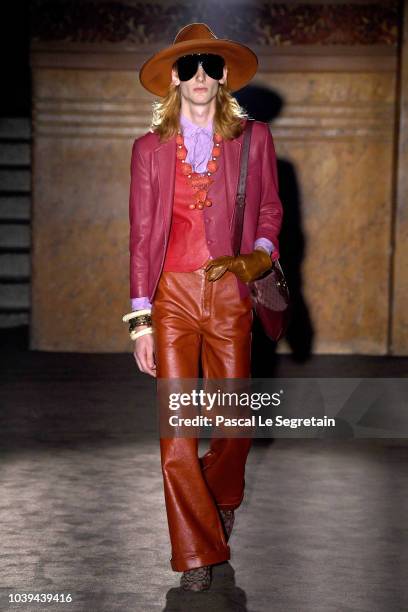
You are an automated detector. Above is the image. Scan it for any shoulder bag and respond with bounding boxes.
[232,119,291,342]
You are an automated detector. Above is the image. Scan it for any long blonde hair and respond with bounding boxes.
[150,82,248,141]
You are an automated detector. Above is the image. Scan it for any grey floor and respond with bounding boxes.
[1,331,408,611]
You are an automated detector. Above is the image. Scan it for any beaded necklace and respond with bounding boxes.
[176,130,222,210]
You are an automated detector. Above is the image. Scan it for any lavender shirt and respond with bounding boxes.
[131,114,274,311]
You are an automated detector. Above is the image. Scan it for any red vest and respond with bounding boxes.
[163,158,211,271]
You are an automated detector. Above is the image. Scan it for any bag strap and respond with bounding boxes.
[232,119,254,256]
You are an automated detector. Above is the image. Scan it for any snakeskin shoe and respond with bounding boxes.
[180,565,211,591]
[219,509,235,541]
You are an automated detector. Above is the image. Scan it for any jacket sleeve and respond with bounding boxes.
[129,139,153,300]
[255,124,283,261]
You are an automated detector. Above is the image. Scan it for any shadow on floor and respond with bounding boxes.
[163,562,248,612]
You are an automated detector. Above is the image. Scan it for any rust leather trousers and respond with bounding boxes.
[151,265,253,572]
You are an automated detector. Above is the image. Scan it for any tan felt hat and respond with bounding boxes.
[139,23,258,97]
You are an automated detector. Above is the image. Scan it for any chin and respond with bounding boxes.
[194,93,215,103]
[191,97,211,105]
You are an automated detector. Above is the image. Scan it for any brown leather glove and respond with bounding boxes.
[205,248,272,283]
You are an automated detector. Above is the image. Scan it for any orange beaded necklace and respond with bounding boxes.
[176,130,222,210]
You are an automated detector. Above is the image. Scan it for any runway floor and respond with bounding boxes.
[1,330,407,611]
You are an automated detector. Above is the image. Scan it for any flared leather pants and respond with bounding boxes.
[151,265,253,572]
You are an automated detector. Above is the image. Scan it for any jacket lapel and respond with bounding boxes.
[155,137,176,235]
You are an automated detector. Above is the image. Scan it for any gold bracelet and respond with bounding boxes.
[129,315,152,330]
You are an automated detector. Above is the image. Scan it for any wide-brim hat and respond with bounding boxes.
[139,23,258,97]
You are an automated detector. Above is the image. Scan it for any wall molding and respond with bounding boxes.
[32,96,394,141]
[30,44,397,72]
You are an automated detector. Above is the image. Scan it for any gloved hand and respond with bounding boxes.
[205,248,272,283]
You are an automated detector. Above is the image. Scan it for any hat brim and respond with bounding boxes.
[139,38,258,97]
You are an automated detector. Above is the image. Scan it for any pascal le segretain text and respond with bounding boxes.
[168,415,336,429]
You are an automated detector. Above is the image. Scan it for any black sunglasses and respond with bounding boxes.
[175,53,225,82]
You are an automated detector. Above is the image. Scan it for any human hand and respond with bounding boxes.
[205,248,272,283]
[133,325,157,377]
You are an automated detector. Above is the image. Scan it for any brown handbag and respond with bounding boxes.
[232,119,291,341]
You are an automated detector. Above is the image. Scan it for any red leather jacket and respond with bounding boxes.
[129,119,283,302]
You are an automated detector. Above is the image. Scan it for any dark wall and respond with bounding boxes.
[0,2,31,117]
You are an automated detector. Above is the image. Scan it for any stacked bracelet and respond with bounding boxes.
[122,308,153,340]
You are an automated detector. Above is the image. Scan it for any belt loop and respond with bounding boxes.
[202,265,212,320]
